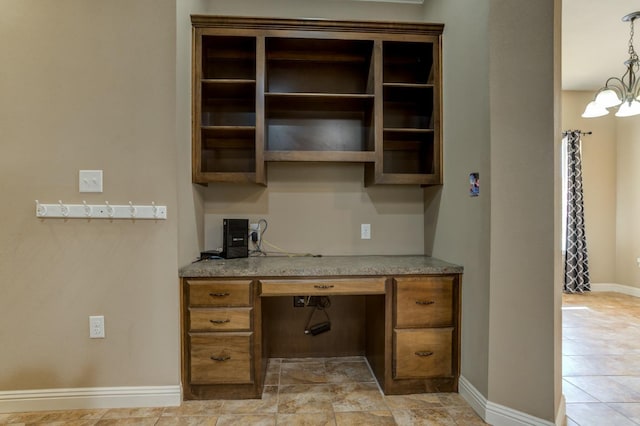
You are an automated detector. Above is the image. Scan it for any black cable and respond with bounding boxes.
[304,296,331,336]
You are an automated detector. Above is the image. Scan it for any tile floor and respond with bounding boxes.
[563,291,640,426]
[0,357,486,425]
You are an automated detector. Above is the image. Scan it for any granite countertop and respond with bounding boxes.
[179,255,463,278]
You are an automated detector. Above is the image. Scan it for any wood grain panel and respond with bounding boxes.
[393,328,452,379]
[189,308,252,331]
[261,295,369,358]
[190,333,252,384]
[187,280,251,307]
[259,277,386,296]
[395,276,453,327]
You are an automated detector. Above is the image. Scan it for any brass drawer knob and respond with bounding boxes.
[209,292,231,297]
[415,300,435,305]
[415,351,434,357]
[209,319,231,324]
[210,355,231,362]
[314,284,334,289]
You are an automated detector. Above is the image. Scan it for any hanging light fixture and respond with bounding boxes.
[583,11,640,118]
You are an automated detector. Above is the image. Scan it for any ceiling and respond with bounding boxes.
[563,1,640,91]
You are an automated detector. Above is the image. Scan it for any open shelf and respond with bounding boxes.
[266,38,374,95]
[383,41,434,85]
[382,130,435,175]
[201,82,256,127]
[202,36,256,80]
[265,94,374,153]
[199,126,256,175]
[383,85,434,130]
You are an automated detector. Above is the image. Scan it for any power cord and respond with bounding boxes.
[249,218,321,257]
[250,218,268,256]
[304,296,331,336]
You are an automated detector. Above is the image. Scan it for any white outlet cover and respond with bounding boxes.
[79,170,103,193]
[361,224,371,240]
[89,315,105,338]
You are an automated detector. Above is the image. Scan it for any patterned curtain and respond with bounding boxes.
[563,131,590,293]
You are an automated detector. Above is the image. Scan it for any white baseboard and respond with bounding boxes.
[590,283,640,297]
[459,376,563,426]
[458,375,488,419]
[0,385,181,413]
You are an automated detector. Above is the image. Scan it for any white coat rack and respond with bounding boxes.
[35,200,167,220]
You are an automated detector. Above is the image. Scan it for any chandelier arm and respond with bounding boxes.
[634,80,640,100]
[602,78,627,96]
[624,61,637,95]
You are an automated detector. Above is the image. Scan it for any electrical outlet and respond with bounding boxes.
[293,296,319,307]
[89,315,105,338]
[361,224,371,240]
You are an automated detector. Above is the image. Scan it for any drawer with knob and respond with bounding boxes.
[259,277,385,296]
[393,328,453,379]
[189,307,252,332]
[189,333,253,384]
[186,280,251,307]
[395,276,454,328]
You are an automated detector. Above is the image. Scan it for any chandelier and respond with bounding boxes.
[583,11,640,118]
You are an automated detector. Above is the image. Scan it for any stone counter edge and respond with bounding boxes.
[179,255,463,278]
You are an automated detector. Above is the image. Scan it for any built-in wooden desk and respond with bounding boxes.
[179,255,462,400]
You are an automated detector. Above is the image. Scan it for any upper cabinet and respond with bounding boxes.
[191,16,443,186]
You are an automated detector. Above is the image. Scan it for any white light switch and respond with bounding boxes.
[79,170,103,193]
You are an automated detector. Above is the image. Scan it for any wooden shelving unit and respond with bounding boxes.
[193,34,259,184]
[191,16,443,185]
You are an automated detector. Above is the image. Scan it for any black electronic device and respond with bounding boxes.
[222,218,249,259]
[305,321,331,336]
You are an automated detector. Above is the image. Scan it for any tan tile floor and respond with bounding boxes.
[563,292,640,426]
[0,357,486,425]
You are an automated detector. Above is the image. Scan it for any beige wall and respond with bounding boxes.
[561,91,617,283]
[488,0,559,421]
[420,0,491,397]
[202,165,424,255]
[615,116,640,287]
[0,0,178,389]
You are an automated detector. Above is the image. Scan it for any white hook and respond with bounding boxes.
[105,201,114,218]
[59,200,69,217]
[82,200,92,217]
[35,200,47,217]
[129,201,137,218]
